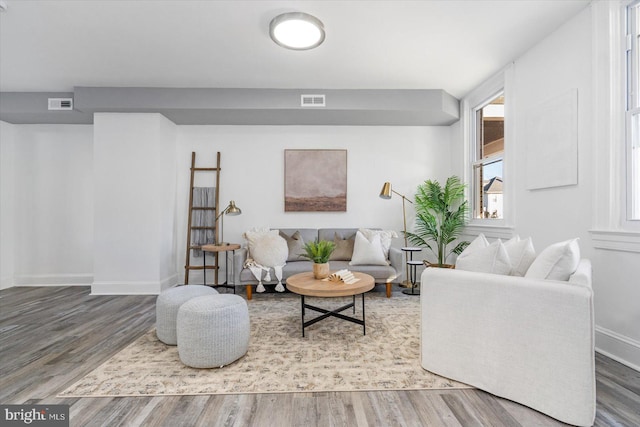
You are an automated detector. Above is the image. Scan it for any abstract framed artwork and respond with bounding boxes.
[284,149,347,212]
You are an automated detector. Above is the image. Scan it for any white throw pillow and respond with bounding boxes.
[350,231,388,266]
[456,239,512,275]
[358,228,398,259]
[454,233,488,264]
[503,236,536,277]
[461,233,489,254]
[244,229,288,267]
[525,238,580,281]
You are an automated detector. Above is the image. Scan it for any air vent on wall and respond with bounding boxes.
[48,98,73,111]
[301,94,326,107]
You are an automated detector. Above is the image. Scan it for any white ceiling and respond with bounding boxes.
[0,0,590,99]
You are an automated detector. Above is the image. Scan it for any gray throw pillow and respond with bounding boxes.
[330,232,355,261]
[280,230,305,262]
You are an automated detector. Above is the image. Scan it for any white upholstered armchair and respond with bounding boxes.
[420,259,595,426]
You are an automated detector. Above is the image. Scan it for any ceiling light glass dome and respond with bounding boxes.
[270,12,325,50]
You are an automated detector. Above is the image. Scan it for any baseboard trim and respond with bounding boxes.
[160,273,179,291]
[1,274,14,290]
[92,273,178,295]
[13,273,93,286]
[595,326,640,372]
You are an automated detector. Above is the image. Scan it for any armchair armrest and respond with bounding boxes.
[420,267,595,426]
[388,247,403,283]
[232,247,248,285]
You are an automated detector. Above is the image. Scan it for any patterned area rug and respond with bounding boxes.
[59,293,468,397]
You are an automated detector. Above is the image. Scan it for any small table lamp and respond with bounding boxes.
[215,200,242,245]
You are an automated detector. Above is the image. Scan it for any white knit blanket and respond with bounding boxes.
[243,258,285,293]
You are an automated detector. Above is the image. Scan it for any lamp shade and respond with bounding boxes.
[379,182,392,199]
[225,200,242,216]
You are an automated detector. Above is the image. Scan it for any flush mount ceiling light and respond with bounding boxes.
[270,12,325,50]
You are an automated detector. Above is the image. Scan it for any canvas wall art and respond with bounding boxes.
[284,149,347,212]
[525,88,578,190]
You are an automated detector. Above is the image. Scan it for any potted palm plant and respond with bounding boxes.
[405,176,470,268]
[300,239,336,279]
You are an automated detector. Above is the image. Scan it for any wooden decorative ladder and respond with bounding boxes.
[184,151,221,284]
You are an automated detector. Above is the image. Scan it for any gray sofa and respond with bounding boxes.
[233,228,403,299]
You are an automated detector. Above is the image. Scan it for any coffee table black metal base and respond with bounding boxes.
[300,294,366,337]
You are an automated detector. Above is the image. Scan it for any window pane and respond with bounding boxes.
[481,98,504,158]
[633,143,640,219]
[474,160,503,219]
[472,93,504,220]
[629,4,640,221]
[632,111,640,219]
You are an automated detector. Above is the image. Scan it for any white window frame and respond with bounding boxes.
[626,1,640,222]
[470,93,505,220]
[462,65,514,232]
[591,0,640,250]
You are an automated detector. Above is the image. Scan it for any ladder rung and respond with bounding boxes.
[191,206,216,210]
[185,265,218,270]
[192,167,219,171]
[191,226,215,230]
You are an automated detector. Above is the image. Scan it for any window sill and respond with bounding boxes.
[463,223,514,240]
[590,230,640,253]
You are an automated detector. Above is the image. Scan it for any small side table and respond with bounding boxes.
[401,247,422,288]
[403,260,422,296]
[201,243,241,292]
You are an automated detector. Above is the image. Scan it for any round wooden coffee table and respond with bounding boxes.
[286,271,374,337]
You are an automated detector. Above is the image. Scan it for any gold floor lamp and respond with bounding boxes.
[379,182,413,287]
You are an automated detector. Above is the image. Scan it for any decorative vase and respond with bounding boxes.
[313,262,330,279]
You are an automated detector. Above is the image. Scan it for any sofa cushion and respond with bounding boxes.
[456,239,512,275]
[240,260,396,284]
[240,260,314,282]
[525,238,580,281]
[350,231,388,266]
[279,230,306,262]
[330,232,355,261]
[331,261,397,282]
[503,236,536,277]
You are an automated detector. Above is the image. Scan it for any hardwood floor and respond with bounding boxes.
[1,286,638,427]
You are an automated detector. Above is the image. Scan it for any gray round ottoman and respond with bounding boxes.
[177,294,250,368]
[156,285,218,345]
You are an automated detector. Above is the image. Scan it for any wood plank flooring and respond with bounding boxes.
[1,286,639,427]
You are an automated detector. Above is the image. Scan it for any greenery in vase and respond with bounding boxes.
[405,176,470,266]
[300,240,336,264]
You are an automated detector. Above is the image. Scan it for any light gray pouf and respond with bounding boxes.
[156,285,218,345]
[177,294,250,368]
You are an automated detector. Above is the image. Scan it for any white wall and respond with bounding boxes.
[12,124,94,286]
[177,125,452,283]
[2,121,447,291]
[93,113,177,294]
[0,121,16,289]
[453,5,640,370]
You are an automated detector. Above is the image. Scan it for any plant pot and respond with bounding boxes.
[313,262,331,279]
[423,261,455,269]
